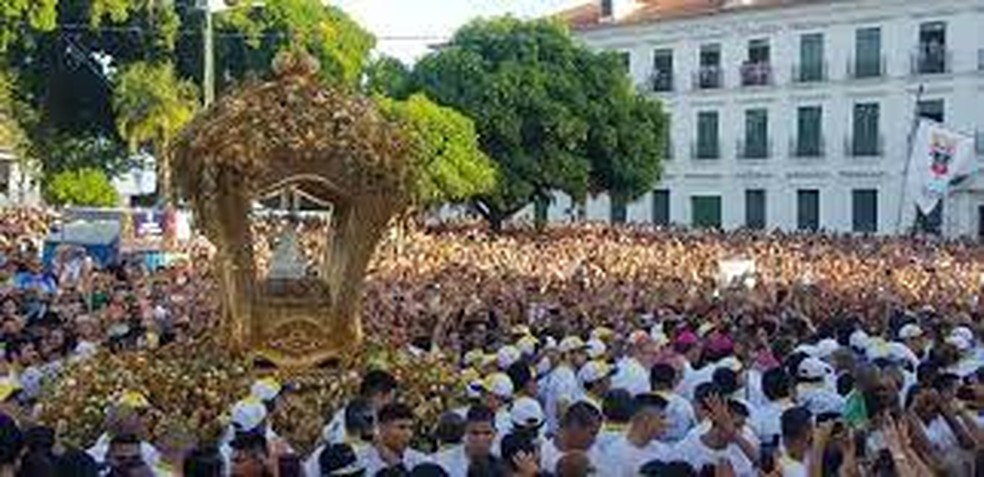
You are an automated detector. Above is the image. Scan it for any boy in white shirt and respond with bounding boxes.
[434,404,499,477]
[539,401,603,473]
[649,362,695,443]
[674,383,758,477]
[359,403,431,474]
[599,393,674,477]
[544,336,589,434]
[752,367,795,447]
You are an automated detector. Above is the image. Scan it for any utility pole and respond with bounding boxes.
[202,2,215,107]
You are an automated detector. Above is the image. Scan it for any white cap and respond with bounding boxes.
[586,338,607,360]
[946,334,972,351]
[559,336,587,354]
[898,324,923,340]
[464,349,487,367]
[849,330,870,350]
[516,335,539,356]
[231,397,268,432]
[510,396,545,430]
[480,373,514,399]
[577,360,616,386]
[865,337,892,360]
[542,337,558,352]
[716,356,743,373]
[650,325,669,347]
[797,357,832,380]
[816,339,840,359]
[497,346,522,370]
[951,326,974,343]
[466,378,484,399]
[888,342,919,368]
[250,378,282,402]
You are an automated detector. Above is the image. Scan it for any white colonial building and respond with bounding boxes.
[531,0,984,237]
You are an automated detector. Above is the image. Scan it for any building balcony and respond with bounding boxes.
[693,65,723,90]
[844,134,884,157]
[847,56,886,79]
[737,139,771,159]
[691,141,721,160]
[651,70,674,92]
[910,45,951,75]
[740,62,772,87]
[792,62,827,83]
[789,137,826,158]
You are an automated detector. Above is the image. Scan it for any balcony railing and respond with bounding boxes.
[737,139,771,159]
[691,141,721,160]
[693,65,723,90]
[910,45,951,75]
[740,62,773,87]
[789,136,826,158]
[792,62,827,83]
[651,70,674,92]
[845,134,884,157]
[847,55,886,79]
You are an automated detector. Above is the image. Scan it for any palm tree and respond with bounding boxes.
[113,61,198,204]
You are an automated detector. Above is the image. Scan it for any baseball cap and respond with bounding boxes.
[674,331,699,349]
[250,378,282,403]
[849,330,870,350]
[586,338,607,360]
[497,346,522,370]
[577,360,616,386]
[476,373,514,399]
[463,349,486,368]
[510,325,532,338]
[510,396,545,430]
[628,330,651,347]
[951,326,974,343]
[516,335,539,356]
[559,336,588,354]
[231,397,268,432]
[797,357,832,381]
[946,334,971,351]
[898,324,923,340]
[115,390,150,409]
[590,327,614,341]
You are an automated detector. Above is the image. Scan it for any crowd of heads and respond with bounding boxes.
[0,209,983,475]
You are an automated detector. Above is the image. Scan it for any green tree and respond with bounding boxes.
[0,0,57,53]
[413,17,666,229]
[216,0,374,89]
[378,93,497,209]
[364,55,413,99]
[45,167,118,206]
[112,61,198,203]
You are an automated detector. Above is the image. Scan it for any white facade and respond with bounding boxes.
[544,0,984,237]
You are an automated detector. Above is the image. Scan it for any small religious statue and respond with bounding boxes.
[266,221,307,295]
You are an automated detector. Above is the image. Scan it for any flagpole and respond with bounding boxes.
[895,84,925,235]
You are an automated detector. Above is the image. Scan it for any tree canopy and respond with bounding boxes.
[45,167,118,207]
[113,61,198,203]
[378,93,497,209]
[413,17,666,227]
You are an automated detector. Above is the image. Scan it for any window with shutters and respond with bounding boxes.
[691,196,721,229]
[796,106,823,157]
[797,189,820,231]
[652,49,674,92]
[653,190,670,226]
[854,27,882,78]
[696,111,720,159]
[743,109,769,159]
[745,189,766,230]
[917,99,944,123]
[798,33,825,82]
[852,103,880,156]
[852,189,878,233]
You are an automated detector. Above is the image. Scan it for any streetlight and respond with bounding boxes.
[196,0,241,107]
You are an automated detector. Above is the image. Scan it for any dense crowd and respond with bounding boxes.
[1,208,984,476]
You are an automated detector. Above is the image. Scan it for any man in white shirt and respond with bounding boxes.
[544,336,588,434]
[610,331,653,396]
[599,393,674,477]
[649,362,695,443]
[303,398,375,477]
[597,389,633,451]
[359,403,431,474]
[435,404,499,477]
[795,357,844,416]
[674,383,758,477]
[323,370,398,445]
[752,367,795,446]
[539,402,603,473]
[576,360,615,411]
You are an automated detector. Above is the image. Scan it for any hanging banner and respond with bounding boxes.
[906,120,976,214]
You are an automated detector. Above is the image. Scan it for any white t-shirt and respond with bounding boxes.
[778,452,808,477]
[925,417,958,452]
[677,362,715,401]
[751,399,794,445]
[595,424,627,452]
[597,435,673,477]
[610,357,650,396]
[672,429,756,477]
[87,433,161,469]
[359,445,432,475]
[656,390,696,443]
[539,439,603,474]
[434,445,469,477]
[544,364,578,433]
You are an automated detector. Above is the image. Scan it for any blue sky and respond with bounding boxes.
[330,0,584,63]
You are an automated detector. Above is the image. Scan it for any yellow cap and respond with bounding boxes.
[117,390,150,409]
[0,376,21,402]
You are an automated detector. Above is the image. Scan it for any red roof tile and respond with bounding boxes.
[554,0,820,31]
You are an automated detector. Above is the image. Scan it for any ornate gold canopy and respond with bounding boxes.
[172,52,412,367]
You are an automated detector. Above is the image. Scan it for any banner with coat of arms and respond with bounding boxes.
[905,120,976,214]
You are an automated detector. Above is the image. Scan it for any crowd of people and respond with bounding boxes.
[0,208,983,476]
